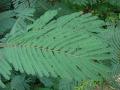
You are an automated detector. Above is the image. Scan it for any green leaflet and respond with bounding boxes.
[102,26,120,62]
[0,50,12,88]
[108,0,120,7]
[61,0,99,6]
[110,63,120,89]
[111,28,120,62]
[11,75,30,90]
[0,8,35,37]
[0,10,16,34]
[0,79,6,88]
[12,0,37,9]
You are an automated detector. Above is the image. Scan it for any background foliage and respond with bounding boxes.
[0,0,120,90]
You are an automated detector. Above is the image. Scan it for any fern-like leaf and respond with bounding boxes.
[2,10,112,81]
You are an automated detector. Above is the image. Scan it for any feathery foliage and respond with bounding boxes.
[1,10,111,81]
[0,0,120,90]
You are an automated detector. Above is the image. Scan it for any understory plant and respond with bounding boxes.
[0,0,120,90]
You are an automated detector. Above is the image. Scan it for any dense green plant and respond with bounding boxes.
[0,0,120,90]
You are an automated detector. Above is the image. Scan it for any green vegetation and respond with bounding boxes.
[0,0,120,90]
